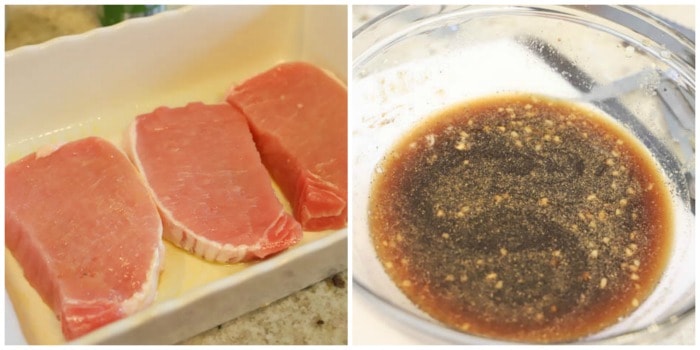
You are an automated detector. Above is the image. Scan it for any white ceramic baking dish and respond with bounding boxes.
[5,5,348,344]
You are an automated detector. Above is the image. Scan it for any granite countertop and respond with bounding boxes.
[5,5,347,345]
[180,272,347,345]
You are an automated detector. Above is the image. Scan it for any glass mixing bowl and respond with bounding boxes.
[352,5,694,344]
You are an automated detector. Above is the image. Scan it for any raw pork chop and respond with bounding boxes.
[128,103,302,263]
[227,62,348,231]
[5,137,164,340]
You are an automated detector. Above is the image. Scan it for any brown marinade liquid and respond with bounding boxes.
[369,94,673,343]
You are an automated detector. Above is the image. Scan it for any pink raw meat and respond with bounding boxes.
[227,61,348,231]
[128,102,302,263]
[5,137,164,340]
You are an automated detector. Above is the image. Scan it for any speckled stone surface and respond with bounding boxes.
[181,272,348,345]
[5,5,101,50]
[5,5,348,345]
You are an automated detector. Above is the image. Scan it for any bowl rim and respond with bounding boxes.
[354,279,695,345]
[353,5,695,87]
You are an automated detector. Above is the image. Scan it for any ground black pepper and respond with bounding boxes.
[369,94,672,343]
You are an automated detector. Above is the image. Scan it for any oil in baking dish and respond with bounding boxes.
[368,94,673,343]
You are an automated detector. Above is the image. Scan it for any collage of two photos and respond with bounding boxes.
[5,4,695,345]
